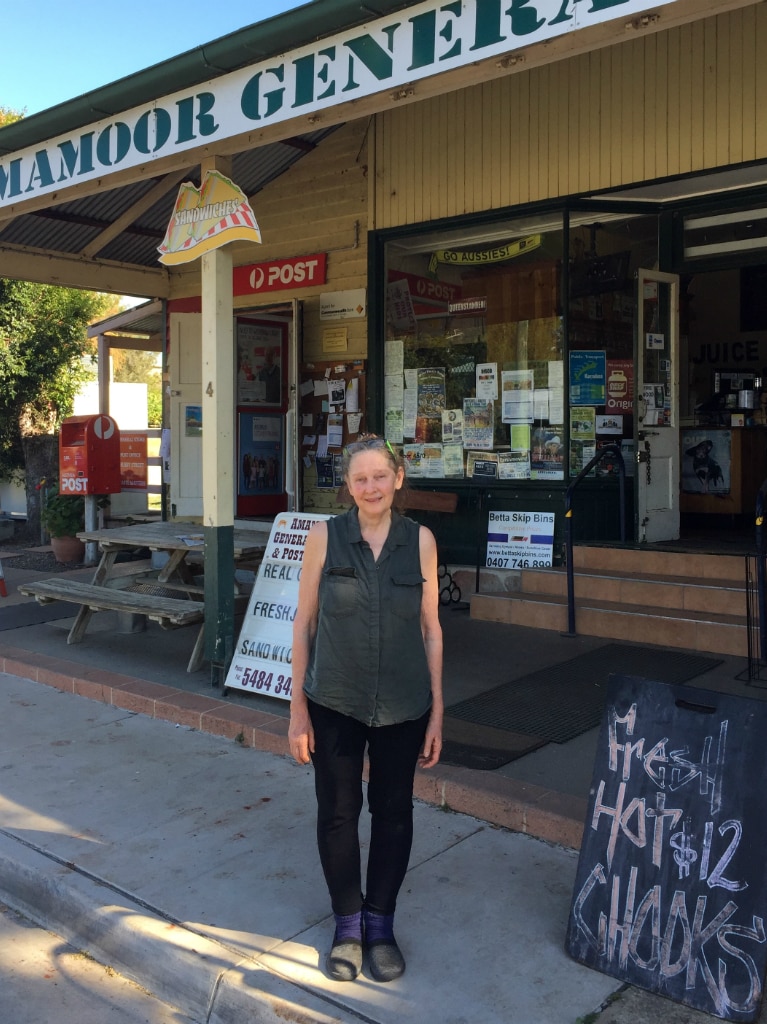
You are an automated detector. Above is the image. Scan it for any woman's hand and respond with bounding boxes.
[288,707,315,765]
[419,713,442,769]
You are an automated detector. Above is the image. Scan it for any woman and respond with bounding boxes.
[289,435,443,984]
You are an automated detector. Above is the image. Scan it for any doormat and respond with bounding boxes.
[444,644,723,746]
[440,717,547,771]
[0,601,80,631]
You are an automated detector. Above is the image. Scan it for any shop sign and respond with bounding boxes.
[225,513,331,698]
[119,433,148,491]
[233,253,327,295]
[387,269,461,318]
[157,171,261,265]
[1,0,684,209]
[320,289,366,320]
[486,509,555,569]
[606,359,634,413]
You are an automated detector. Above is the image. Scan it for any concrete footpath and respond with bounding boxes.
[0,670,617,1024]
[3,553,767,1020]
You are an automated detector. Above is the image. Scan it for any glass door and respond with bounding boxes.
[636,270,680,543]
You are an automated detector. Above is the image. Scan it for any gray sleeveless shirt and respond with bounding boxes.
[303,506,432,726]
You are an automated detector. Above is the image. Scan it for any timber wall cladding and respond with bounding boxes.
[239,120,368,360]
[373,5,767,228]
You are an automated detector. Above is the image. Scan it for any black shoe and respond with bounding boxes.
[367,939,405,982]
[326,938,363,981]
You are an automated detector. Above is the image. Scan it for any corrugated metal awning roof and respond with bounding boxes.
[0,126,336,272]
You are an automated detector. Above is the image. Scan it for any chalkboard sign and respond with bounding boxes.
[566,675,767,1021]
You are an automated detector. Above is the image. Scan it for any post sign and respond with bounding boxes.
[233,254,327,295]
[567,675,767,1020]
[224,512,332,697]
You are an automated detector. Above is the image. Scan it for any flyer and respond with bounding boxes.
[442,408,464,445]
[463,398,495,449]
[569,350,606,405]
[442,443,465,477]
[476,362,498,401]
[501,369,534,424]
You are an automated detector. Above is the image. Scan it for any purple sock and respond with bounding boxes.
[363,909,395,944]
[334,911,362,943]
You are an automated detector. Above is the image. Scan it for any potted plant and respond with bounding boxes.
[41,486,86,563]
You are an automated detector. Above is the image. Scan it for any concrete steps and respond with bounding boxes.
[469,546,751,657]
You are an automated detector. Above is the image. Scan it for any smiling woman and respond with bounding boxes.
[288,432,443,984]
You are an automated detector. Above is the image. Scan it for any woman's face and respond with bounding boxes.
[346,449,403,513]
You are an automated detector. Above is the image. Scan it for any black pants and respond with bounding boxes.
[308,700,430,916]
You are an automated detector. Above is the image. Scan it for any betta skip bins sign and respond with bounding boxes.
[225,513,331,698]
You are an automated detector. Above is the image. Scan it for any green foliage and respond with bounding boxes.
[112,349,161,383]
[147,388,163,427]
[0,279,111,479]
[40,488,85,538]
[0,107,24,127]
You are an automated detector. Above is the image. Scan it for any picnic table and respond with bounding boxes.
[18,521,270,672]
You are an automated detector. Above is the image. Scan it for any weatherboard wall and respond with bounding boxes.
[372,5,767,228]
[168,120,370,362]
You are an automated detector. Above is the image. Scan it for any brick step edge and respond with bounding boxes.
[0,642,587,851]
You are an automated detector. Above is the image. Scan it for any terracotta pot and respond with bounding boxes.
[50,535,85,564]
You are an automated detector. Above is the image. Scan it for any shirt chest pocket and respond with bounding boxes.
[322,567,360,618]
[390,573,424,620]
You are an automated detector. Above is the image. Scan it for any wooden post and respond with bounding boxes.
[200,158,235,684]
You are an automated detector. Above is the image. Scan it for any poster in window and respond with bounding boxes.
[237,321,283,406]
[238,414,283,496]
[569,350,606,405]
[501,370,534,424]
[442,409,464,445]
[442,444,465,477]
[403,443,424,477]
[499,451,531,480]
[681,430,731,496]
[463,398,494,449]
[417,367,446,417]
[606,359,634,414]
[531,426,564,480]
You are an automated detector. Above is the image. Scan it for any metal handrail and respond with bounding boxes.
[562,443,626,637]
[754,478,767,661]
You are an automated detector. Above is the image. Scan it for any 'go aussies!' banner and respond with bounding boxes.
[428,234,541,274]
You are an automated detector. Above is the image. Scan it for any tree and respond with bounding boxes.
[0,107,23,128]
[0,279,111,539]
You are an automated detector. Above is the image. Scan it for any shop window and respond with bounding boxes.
[567,216,658,477]
[384,216,566,482]
[383,212,658,484]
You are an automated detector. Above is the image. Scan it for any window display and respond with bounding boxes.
[384,217,566,481]
[383,213,657,484]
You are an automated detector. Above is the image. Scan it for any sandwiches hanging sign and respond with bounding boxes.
[0,0,682,209]
[157,171,261,264]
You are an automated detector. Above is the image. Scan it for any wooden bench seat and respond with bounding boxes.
[18,579,205,627]
[18,579,207,673]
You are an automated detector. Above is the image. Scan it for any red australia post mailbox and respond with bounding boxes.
[59,415,121,495]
